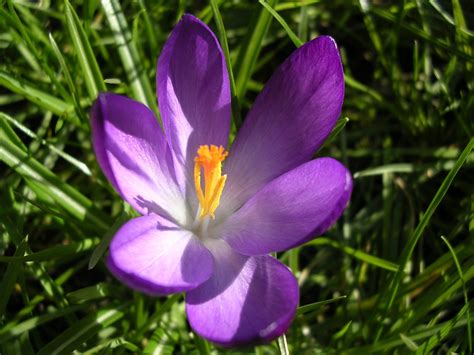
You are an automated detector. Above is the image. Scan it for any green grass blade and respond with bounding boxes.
[0,112,27,150]
[275,1,321,11]
[371,7,474,63]
[133,294,181,341]
[0,238,28,319]
[451,0,472,76]
[347,311,473,353]
[354,163,415,178]
[0,2,471,352]
[288,248,300,273]
[297,296,347,315]
[88,211,129,269]
[26,250,71,309]
[0,112,91,175]
[235,0,278,101]
[321,117,350,150]
[400,333,419,351]
[48,33,86,123]
[143,327,174,354]
[440,236,472,353]
[66,283,116,304]
[345,75,384,102]
[376,137,474,341]
[136,0,159,58]
[259,0,303,47]
[5,1,70,101]
[332,321,352,340]
[277,333,289,355]
[0,238,99,263]
[209,0,242,127]
[81,338,139,353]
[194,334,211,355]
[100,0,158,115]
[0,304,86,343]
[0,72,75,119]
[0,129,111,233]
[306,238,399,272]
[36,306,126,355]
[394,264,474,335]
[416,301,472,354]
[64,0,106,100]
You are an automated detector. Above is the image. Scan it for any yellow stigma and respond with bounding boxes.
[194,145,228,219]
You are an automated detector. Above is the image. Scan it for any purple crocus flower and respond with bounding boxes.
[91,14,352,346]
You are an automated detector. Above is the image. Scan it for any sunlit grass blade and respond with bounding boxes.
[4,1,70,101]
[0,1,472,352]
[143,327,174,354]
[354,163,415,178]
[82,338,139,353]
[66,283,116,304]
[131,295,181,343]
[259,0,303,47]
[0,72,76,121]
[304,237,399,272]
[64,0,106,100]
[0,238,99,263]
[399,333,419,351]
[275,1,321,11]
[0,112,91,175]
[332,320,352,340]
[0,126,111,233]
[277,333,289,355]
[0,304,86,344]
[48,33,86,123]
[0,112,27,150]
[321,117,350,150]
[27,252,71,309]
[100,0,158,115]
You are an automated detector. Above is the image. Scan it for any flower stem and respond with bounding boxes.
[277,333,289,355]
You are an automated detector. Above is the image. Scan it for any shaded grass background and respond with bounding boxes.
[0,0,473,353]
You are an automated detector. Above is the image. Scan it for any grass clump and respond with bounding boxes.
[1,1,473,353]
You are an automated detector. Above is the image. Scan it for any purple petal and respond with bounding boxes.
[220,158,352,255]
[107,214,213,295]
[91,93,189,224]
[220,36,344,215]
[157,14,231,195]
[186,240,298,346]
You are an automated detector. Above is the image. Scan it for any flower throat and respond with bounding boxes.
[194,145,228,219]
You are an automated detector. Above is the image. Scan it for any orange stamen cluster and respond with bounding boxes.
[194,145,228,219]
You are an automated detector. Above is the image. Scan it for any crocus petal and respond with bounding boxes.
[220,158,352,255]
[107,214,214,295]
[220,36,344,215]
[91,93,189,224]
[157,14,231,194]
[186,240,298,346]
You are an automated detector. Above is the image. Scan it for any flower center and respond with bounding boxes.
[194,145,228,219]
